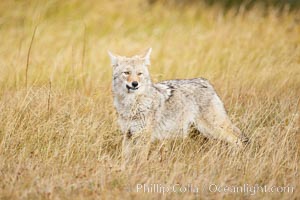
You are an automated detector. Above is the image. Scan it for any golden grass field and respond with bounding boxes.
[0,0,299,199]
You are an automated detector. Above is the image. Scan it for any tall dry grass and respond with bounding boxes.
[0,0,299,199]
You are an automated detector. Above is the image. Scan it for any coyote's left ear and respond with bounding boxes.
[107,50,118,66]
[143,48,152,66]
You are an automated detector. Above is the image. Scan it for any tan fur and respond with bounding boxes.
[108,48,248,162]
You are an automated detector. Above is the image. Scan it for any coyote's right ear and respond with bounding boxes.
[142,48,152,66]
[108,51,118,66]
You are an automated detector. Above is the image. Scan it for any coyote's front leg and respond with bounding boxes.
[121,131,134,169]
[121,117,154,169]
[121,131,153,169]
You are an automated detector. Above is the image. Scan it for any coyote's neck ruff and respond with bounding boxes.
[109,48,246,146]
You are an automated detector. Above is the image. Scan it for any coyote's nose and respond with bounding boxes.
[132,81,138,88]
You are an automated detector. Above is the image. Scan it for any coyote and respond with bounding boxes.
[108,48,247,148]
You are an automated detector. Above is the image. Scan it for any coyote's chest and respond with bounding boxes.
[114,94,153,133]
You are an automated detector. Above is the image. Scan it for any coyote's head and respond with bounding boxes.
[108,48,152,95]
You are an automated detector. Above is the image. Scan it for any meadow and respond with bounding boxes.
[0,0,299,199]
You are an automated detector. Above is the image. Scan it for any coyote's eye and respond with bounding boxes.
[123,71,130,75]
[137,72,143,76]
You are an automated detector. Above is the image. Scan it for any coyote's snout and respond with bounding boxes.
[109,48,248,148]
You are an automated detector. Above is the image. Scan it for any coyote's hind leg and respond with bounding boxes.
[196,117,243,146]
[196,94,246,146]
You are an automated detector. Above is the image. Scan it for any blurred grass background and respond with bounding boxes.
[150,0,300,10]
[0,0,299,199]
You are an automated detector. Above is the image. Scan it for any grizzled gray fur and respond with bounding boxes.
[108,48,247,147]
